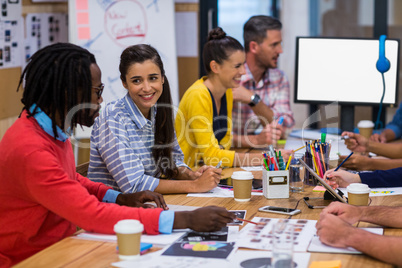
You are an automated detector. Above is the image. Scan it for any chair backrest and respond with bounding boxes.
[76,161,90,177]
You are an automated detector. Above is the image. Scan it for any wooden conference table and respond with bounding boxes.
[14,167,402,268]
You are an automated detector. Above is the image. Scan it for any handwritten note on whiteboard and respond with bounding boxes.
[69,0,179,139]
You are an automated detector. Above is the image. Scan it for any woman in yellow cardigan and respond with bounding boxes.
[175,27,282,168]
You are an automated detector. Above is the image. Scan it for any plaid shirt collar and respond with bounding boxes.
[242,63,270,88]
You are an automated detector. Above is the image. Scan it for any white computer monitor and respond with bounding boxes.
[294,37,400,106]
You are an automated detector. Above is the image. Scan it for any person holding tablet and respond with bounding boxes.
[325,167,402,188]
[175,27,283,168]
[88,44,222,194]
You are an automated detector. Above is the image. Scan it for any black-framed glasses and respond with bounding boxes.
[92,83,104,98]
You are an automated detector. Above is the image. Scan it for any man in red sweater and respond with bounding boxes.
[0,43,235,267]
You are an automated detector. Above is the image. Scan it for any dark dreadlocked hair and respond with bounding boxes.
[18,43,96,139]
[119,44,178,179]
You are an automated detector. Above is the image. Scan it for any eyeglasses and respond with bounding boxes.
[92,83,104,98]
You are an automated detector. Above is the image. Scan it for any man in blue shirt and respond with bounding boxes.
[371,102,402,143]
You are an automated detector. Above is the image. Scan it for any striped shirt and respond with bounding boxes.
[88,93,187,193]
[232,63,295,135]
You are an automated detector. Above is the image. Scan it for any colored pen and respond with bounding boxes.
[321,132,326,143]
[263,158,269,170]
[310,143,319,174]
[319,144,326,171]
[294,145,306,152]
[215,161,222,168]
[271,156,278,171]
[315,151,323,177]
[278,116,284,125]
[236,218,261,225]
[285,154,292,170]
[268,146,279,170]
[269,164,274,171]
[334,152,354,171]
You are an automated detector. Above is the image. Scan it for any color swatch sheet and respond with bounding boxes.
[235,217,317,251]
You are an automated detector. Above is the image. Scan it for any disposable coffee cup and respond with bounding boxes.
[357,120,374,139]
[347,183,371,206]
[231,171,253,202]
[114,219,144,260]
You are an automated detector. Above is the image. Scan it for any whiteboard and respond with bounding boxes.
[69,0,178,140]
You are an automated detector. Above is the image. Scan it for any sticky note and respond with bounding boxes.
[313,185,326,192]
[77,12,89,25]
[78,27,90,40]
[309,260,342,268]
[76,0,89,10]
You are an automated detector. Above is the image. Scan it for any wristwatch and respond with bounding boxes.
[248,93,261,107]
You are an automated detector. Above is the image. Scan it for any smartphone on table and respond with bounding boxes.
[258,206,301,216]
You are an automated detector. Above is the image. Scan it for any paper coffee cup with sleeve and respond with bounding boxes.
[347,183,371,206]
[357,120,375,139]
[231,171,253,202]
[114,219,144,260]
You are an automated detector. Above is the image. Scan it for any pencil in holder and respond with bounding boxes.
[262,168,289,199]
[304,155,317,186]
[304,154,329,186]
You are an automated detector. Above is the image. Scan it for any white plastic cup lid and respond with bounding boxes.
[114,219,144,234]
[347,183,371,194]
[231,171,254,180]
[357,120,374,128]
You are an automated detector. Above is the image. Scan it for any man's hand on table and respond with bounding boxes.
[116,190,168,210]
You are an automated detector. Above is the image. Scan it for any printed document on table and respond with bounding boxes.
[235,217,317,252]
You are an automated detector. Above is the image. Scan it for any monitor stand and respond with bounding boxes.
[340,105,355,132]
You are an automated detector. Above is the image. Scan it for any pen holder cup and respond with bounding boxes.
[262,168,289,199]
[304,155,329,186]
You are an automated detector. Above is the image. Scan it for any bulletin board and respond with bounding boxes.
[0,1,68,120]
[69,0,178,138]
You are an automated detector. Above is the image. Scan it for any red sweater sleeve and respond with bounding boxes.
[75,173,111,201]
[24,149,161,235]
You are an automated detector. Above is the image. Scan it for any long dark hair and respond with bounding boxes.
[119,44,178,179]
[18,43,96,139]
[203,27,244,74]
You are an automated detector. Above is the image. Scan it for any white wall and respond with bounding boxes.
[280,0,310,129]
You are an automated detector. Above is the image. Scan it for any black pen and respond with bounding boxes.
[334,152,354,171]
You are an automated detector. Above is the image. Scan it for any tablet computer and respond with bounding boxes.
[299,158,347,203]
